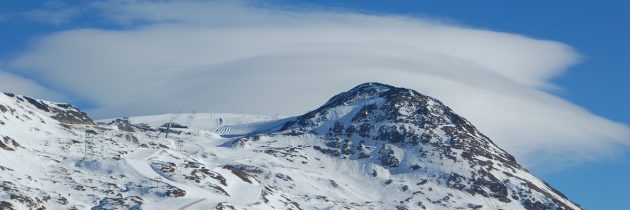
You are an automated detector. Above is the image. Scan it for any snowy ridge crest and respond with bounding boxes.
[1,92,93,126]
[0,84,582,210]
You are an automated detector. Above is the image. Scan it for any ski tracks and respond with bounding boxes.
[214,126,232,135]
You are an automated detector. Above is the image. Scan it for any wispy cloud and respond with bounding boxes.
[23,8,79,25]
[8,0,630,168]
[0,0,81,25]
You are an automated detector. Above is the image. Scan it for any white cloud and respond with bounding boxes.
[9,0,630,168]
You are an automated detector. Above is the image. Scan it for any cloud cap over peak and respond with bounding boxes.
[9,0,629,169]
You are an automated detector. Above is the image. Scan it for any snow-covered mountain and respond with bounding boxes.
[0,83,581,210]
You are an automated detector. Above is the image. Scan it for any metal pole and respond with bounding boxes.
[165,123,171,138]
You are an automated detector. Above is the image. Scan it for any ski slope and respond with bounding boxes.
[99,113,276,130]
[1,85,583,210]
[99,113,293,137]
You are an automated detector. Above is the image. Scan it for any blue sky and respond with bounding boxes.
[1,1,628,209]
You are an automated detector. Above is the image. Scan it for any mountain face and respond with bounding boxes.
[0,84,581,210]
[0,92,93,126]
[0,92,93,151]
[273,83,580,209]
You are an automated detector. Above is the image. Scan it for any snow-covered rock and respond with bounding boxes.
[0,83,582,210]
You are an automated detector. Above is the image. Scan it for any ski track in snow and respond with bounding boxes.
[125,149,208,197]
[214,126,232,136]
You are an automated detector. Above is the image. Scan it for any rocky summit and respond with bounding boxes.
[0,83,581,210]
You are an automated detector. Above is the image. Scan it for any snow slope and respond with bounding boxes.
[0,83,582,210]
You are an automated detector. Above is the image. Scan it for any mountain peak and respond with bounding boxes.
[1,92,94,125]
[282,82,444,132]
[347,82,395,93]
[273,82,580,209]
[319,82,423,109]
[279,82,518,171]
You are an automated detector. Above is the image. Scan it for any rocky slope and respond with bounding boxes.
[270,82,581,209]
[0,83,581,210]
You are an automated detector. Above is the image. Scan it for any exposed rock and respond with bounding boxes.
[275,82,581,210]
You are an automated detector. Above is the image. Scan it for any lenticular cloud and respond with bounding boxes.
[9,0,630,167]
